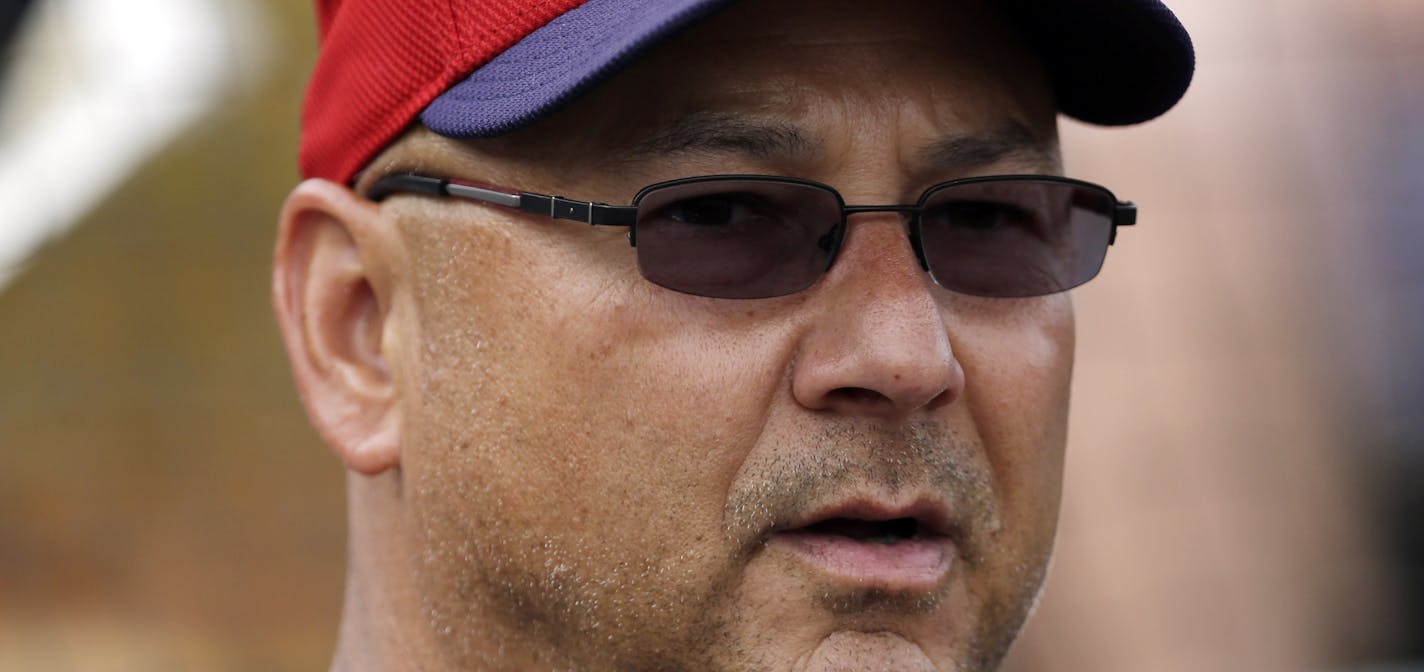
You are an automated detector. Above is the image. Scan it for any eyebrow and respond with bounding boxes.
[916,122,1060,173]
[626,112,814,163]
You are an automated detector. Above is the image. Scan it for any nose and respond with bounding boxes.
[791,217,965,419]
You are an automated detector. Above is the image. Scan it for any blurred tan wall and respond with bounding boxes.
[1006,2,1422,669]
[0,1,1418,671]
[0,2,344,670]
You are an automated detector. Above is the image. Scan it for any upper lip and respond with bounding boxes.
[774,495,957,539]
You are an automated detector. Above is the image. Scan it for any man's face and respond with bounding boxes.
[366,0,1069,669]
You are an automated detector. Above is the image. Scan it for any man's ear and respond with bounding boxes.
[273,178,404,475]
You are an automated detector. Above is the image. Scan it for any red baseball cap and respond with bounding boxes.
[300,0,1195,184]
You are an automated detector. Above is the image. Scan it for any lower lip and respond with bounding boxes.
[768,531,954,588]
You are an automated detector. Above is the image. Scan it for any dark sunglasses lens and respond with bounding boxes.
[918,180,1115,297]
[634,180,842,299]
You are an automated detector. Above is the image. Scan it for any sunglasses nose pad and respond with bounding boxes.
[907,222,931,272]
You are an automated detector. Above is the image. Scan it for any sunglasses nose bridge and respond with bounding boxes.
[843,204,918,216]
[839,205,930,272]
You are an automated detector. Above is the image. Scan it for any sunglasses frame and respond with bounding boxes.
[367,172,1137,297]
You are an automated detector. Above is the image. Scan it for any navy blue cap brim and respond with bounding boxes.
[421,0,1194,138]
[1002,0,1195,125]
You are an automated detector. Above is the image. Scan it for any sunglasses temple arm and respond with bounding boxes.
[367,173,450,201]
[367,174,523,209]
[1109,201,1137,245]
[517,194,637,227]
[368,174,637,227]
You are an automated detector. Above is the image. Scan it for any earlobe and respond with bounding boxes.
[273,179,404,475]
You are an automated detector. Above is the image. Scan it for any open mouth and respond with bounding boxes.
[767,505,957,588]
[795,516,924,545]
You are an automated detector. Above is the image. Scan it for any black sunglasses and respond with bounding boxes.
[368,173,1136,300]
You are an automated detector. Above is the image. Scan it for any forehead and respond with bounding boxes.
[657,0,1049,107]
[375,0,1057,189]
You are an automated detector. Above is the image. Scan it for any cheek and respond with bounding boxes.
[528,296,793,532]
[401,228,760,525]
[395,212,796,658]
[952,293,1074,551]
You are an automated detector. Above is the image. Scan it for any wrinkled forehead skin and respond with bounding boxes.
[359,0,1071,670]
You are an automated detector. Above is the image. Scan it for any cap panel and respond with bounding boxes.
[422,0,732,138]
[299,0,590,182]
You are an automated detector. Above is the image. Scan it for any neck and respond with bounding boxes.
[331,472,439,672]
[330,472,568,671]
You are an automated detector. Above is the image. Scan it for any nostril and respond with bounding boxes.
[826,386,892,407]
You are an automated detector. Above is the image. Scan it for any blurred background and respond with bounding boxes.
[0,0,1418,670]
